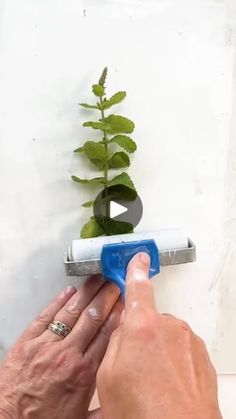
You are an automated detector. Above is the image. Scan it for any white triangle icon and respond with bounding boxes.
[110,201,128,218]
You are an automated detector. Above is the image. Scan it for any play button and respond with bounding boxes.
[110,201,128,218]
[93,184,143,234]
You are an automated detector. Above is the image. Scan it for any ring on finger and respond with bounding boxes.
[48,320,72,338]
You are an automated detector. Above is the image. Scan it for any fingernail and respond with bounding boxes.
[139,252,150,264]
[59,286,76,300]
[65,285,77,295]
[132,268,147,281]
[129,252,150,269]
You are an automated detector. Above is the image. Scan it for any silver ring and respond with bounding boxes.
[48,320,72,338]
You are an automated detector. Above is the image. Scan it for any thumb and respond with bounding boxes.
[125,252,156,313]
[87,408,103,419]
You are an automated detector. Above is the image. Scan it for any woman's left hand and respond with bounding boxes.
[0,276,122,419]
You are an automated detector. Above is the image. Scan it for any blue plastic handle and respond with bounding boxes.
[101,239,160,296]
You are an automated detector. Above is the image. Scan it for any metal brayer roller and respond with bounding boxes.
[64,229,196,295]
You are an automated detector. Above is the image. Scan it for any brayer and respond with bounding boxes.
[64,229,196,295]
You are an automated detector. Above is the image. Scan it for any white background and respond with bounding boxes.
[0,1,236,417]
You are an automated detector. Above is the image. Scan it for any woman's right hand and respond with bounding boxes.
[97,252,222,419]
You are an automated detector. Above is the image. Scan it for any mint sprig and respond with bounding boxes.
[72,68,137,238]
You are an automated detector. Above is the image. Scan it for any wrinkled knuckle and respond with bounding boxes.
[84,307,105,324]
[195,333,205,346]
[99,324,111,338]
[65,303,81,316]
[179,319,191,332]
[35,313,49,326]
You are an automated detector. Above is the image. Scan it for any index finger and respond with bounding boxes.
[125,252,156,313]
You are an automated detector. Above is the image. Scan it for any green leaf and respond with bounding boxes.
[74,142,109,166]
[83,117,134,134]
[71,175,105,185]
[92,84,104,97]
[110,135,137,153]
[109,152,130,168]
[81,200,94,208]
[109,172,136,191]
[102,91,126,110]
[104,115,135,134]
[80,217,105,238]
[83,121,108,131]
[74,147,84,153]
[79,103,99,110]
[78,141,109,169]
[106,184,137,201]
[83,141,109,162]
[90,159,106,169]
[96,216,134,235]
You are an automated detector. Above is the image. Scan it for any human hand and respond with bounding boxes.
[0,276,122,419]
[97,253,222,419]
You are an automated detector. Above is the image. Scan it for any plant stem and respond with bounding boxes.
[100,97,110,218]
